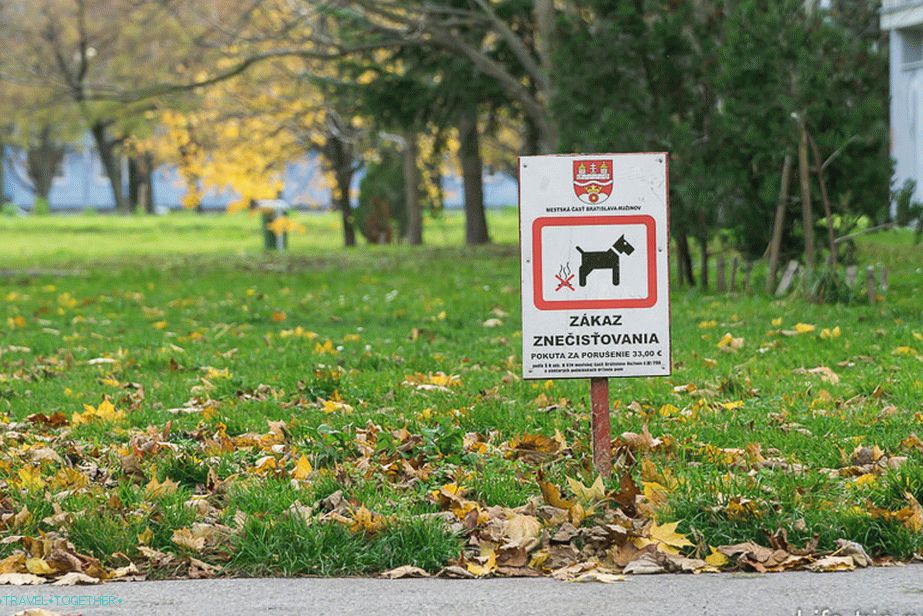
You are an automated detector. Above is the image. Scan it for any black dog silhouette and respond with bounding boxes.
[576,235,635,287]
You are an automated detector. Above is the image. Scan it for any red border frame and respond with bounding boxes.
[532,215,657,310]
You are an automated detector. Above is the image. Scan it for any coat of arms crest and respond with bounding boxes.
[573,159,613,204]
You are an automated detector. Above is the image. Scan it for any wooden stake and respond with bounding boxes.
[866,266,876,305]
[767,155,793,293]
[808,133,838,269]
[845,265,858,286]
[716,254,726,293]
[730,256,739,292]
[590,377,611,477]
[798,116,816,283]
[776,260,800,297]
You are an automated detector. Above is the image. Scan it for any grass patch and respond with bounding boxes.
[0,212,920,575]
[230,516,461,576]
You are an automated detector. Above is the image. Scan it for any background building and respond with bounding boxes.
[1,132,517,213]
[883,0,923,206]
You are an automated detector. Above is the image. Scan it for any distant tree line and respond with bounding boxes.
[0,0,891,283]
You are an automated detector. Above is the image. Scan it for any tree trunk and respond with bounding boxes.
[403,130,422,245]
[808,135,837,268]
[0,138,6,202]
[335,168,356,247]
[143,152,155,213]
[697,235,709,290]
[523,116,542,157]
[323,135,357,247]
[26,125,64,200]
[128,157,138,212]
[458,103,489,245]
[128,155,154,213]
[797,116,815,278]
[90,121,128,214]
[532,0,556,154]
[674,231,695,287]
[767,154,793,293]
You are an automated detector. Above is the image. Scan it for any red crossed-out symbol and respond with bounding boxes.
[555,273,575,291]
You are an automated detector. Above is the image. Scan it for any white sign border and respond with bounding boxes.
[517,152,673,380]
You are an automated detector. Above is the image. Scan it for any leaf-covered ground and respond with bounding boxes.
[0,212,921,583]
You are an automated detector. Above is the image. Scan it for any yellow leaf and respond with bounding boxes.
[146,475,179,497]
[725,497,760,520]
[794,323,816,334]
[721,400,744,410]
[820,326,841,339]
[642,481,670,507]
[137,528,154,546]
[771,317,783,327]
[72,398,126,425]
[538,480,575,511]
[252,456,278,474]
[716,332,744,351]
[466,547,497,577]
[204,367,232,380]
[569,502,587,526]
[705,547,729,568]
[348,506,387,534]
[172,527,206,552]
[0,553,26,574]
[647,521,693,555]
[17,466,45,491]
[321,399,353,414]
[900,492,923,532]
[25,558,55,575]
[508,433,560,456]
[566,475,606,504]
[658,403,681,417]
[291,455,313,480]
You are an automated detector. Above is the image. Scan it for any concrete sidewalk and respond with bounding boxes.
[2,566,922,616]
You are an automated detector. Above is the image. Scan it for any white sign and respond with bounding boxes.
[519,153,671,379]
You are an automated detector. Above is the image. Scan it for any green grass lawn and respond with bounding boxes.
[0,210,921,579]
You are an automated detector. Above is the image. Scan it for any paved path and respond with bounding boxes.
[3,566,922,616]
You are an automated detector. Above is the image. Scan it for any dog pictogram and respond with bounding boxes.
[576,235,635,287]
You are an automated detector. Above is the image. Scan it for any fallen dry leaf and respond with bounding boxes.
[0,573,46,585]
[381,565,430,579]
[571,570,625,583]
[52,572,100,585]
[795,366,840,385]
[807,555,855,572]
[833,539,871,568]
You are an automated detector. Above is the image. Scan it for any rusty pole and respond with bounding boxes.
[590,377,611,476]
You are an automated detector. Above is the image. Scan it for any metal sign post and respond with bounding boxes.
[518,153,671,477]
[590,377,611,475]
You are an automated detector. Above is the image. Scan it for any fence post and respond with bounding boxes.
[866,266,876,305]
[729,256,739,292]
[845,265,858,287]
[776,260,800,297]
[743,261,753,293]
